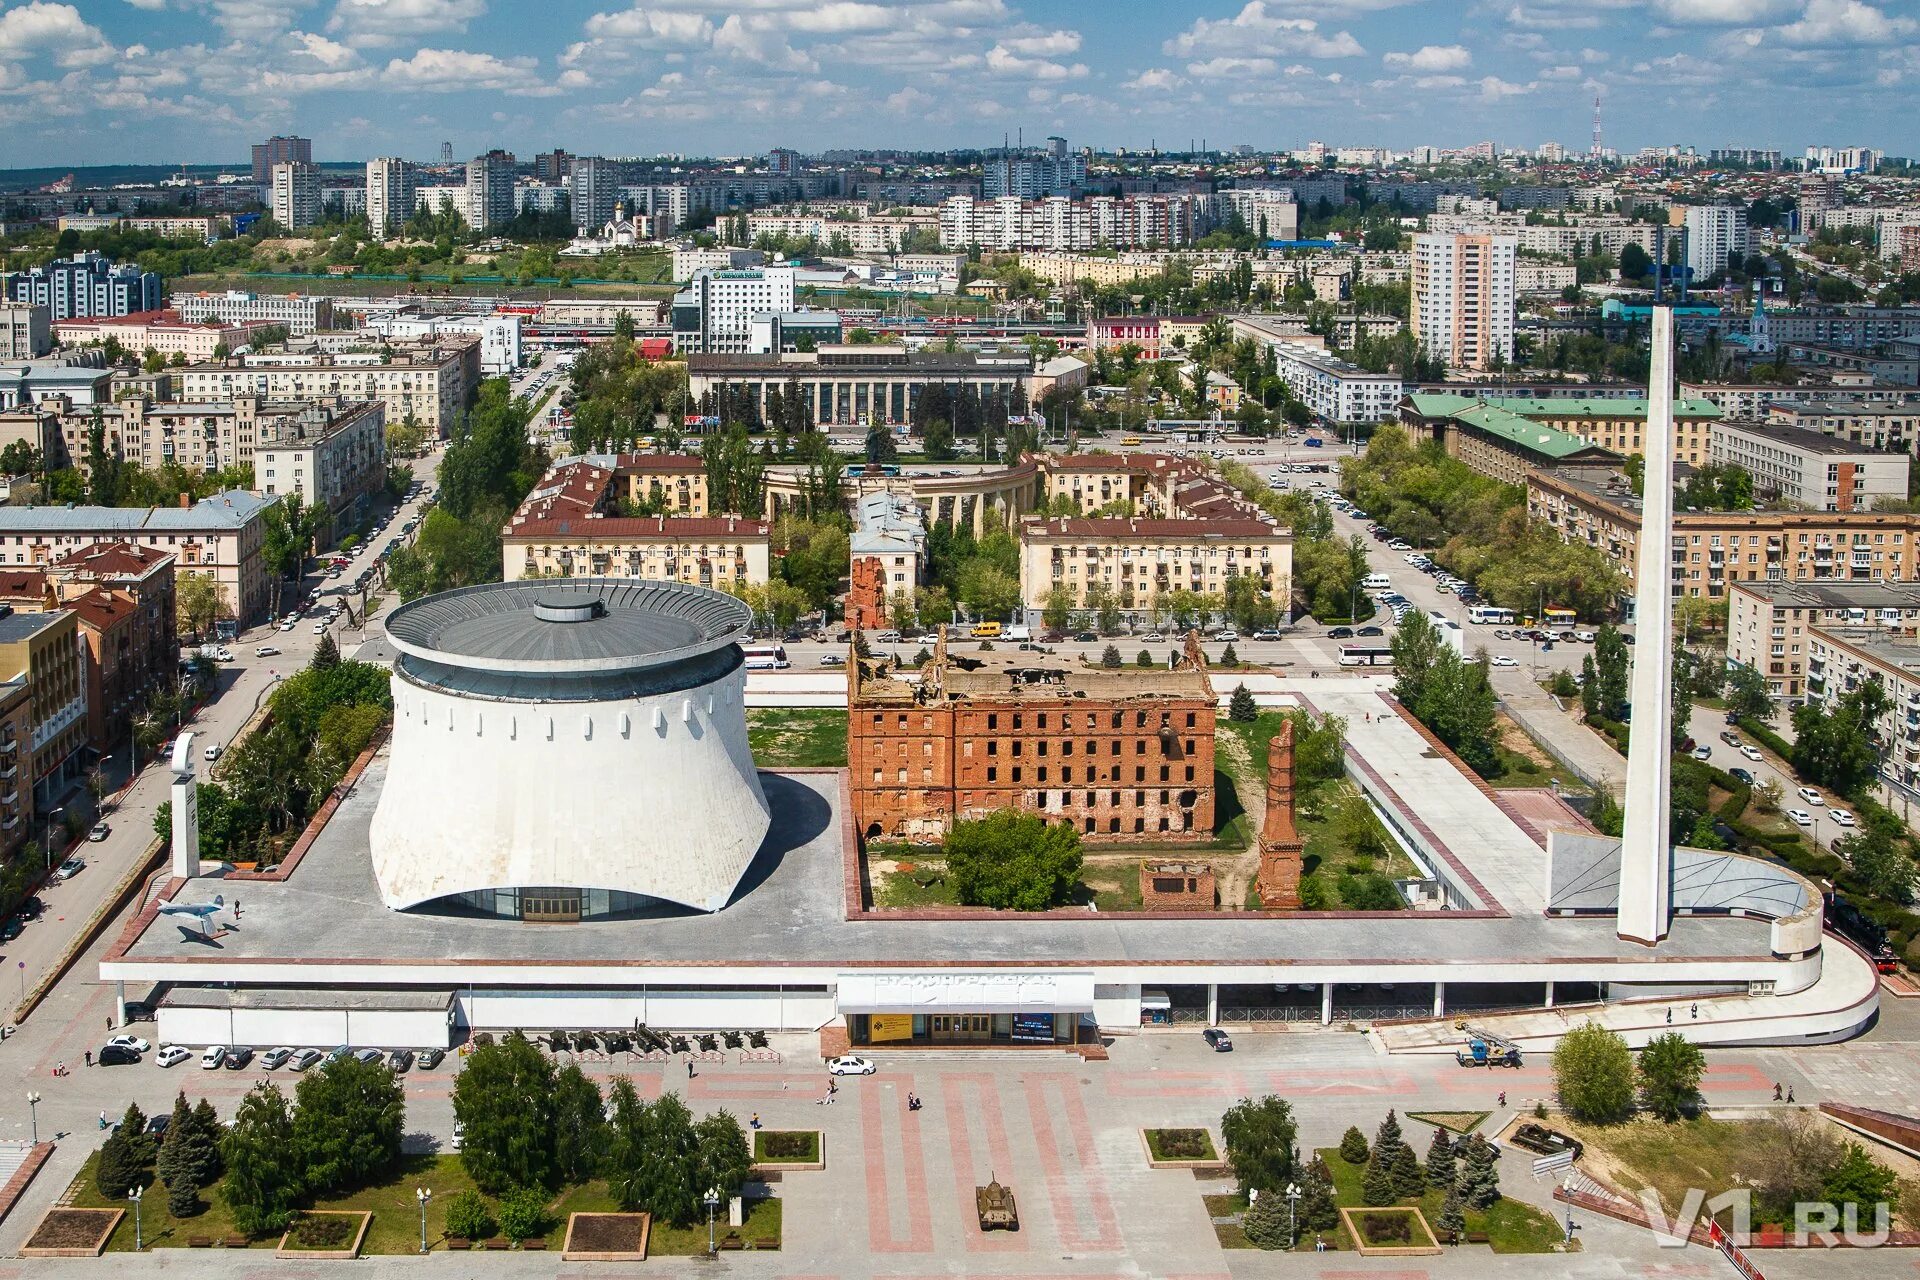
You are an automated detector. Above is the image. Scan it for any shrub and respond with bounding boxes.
[497,1187,549,1242]
[1548,669,1579,699]
[762,1131,816,1160]
[1554,1021,1635,1124]
[1229,684,1258,722]
[1359,1211,1413,1244]
[1136,649,1153,668]
[444,1189,495,1241]
[1222,643,1240,667]
[1100,644,1122,669]
[1338,1126,1369,1164]
[1150,1129,1211,1160]
[1242,1187,1292,1249]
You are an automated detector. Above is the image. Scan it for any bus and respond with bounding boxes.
[970,621,1003,639]
[1467,605,1515,625]
[742,643,790,671]
[1338,644,1395,667]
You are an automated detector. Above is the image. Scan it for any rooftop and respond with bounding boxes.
[0,490,274,534]
[1020,515,1282,538]
[1715,420,1890,455]
[1451,402,1621,462]
[385,578,751,676]
[502,515,770,540]
[1731,579,1920,609]
[0,608,67,645]
[1810,627,1920,678]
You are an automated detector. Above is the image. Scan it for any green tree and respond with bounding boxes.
[1725,661,1772,723]
[1298,1155,1340,1231]
[1361,1151,1397,1205]
[1219,1094,1299,1196]
[444,1188,495,1241]
[1391,610,1440,709]
[1455,1132,1502,1208]
[453,1032,559,1192]
[1338,1125,1369,1164]
[1835,812,1917,905]
[291,1053,405,1196]
[1437,1185,1467,1239]
[1791,678,1889,797]
[222,1083,302,1237]
[1241,1185,1292,1249]
[96,1104,150,1199]
[1389,1142,1426,1197]
[497,1187,549,1241]
[610,1090,700,1226]
[551,1064,607,1185]
[1100,643,1122,669]
[1553,1021,1636,1124]
[1229,684,1258,722]
[1822,1143,1900,1220]
[945,809,1083,910]
[693,1108,753,1203]
[1136,649,1153,668]
[1591,625,1630,721]
[1637,1031,1707,1121]
[1042,584,1075,631]
[1425,1127,1456,1190]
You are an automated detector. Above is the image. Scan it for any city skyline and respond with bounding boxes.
[0,0,1911,167]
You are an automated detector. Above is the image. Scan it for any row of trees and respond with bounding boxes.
[451,1033,750,1226]
[1390,612,1500,777]
[1554,1022,1706,1124]
[221,1056,407,1235]
[98,1094,224,1218]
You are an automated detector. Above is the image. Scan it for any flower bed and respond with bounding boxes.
[1143,1127,1221,1167]
[1407,1110,1491,1135]
[560,1212,650,1261]
[1339,1206,1441,1256]
[276,1210,371,1260]
[752,1129,823,1170]
[21,1207,122,1258]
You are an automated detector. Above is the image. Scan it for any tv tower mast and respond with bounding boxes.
[1590,94,1603,160]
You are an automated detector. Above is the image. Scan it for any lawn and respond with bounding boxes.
[1316,1146,1564,1253]
[1145,1128,1218,1162]
[549,1184,781,1253]
[66,1151,481,1253]
[872,855,1169,912]
[1203,1192,1254,1249]
[745,708,847,768]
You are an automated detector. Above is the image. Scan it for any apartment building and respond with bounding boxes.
[1226,316,1403,424]
[1803,628,1920,795]
[366,158,413,243]
[251,135,310,184]
[1214,190,1300,242]
[1457,395,1727,466]
[1764,400,1920,454]
[670,265,796,354]
[4,252,162,322]
[500,514,771,589]
[1529,468,1920,604]
[1709,421,1908,512]
[1016,516,1292,622]
[1089,316,1164,359]
[936,194,1205,251]
[741,212,939,257]
[122,216,222,241]
[848,636,1217,842]
[17,392,363,479]
[1683,205,1750,280]
[466,150,517,231]
[54,312,264,362]
[0,608,85,806]
[0,302,51,360]
[570,156,619,233]
[1425,212,1660,260]
[1411,232,1517,372]
[1727,579,1920,699]
[172,291,333,337]
[270,162,321,232]
[1399,393,1623,485]
[180,338,479,436]
[669,248,765,283]
[0,674,33,862]
[1020,251,1176,288]
[255,401,386,548]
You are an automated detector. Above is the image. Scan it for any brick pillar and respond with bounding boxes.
[1257,719,1305,909]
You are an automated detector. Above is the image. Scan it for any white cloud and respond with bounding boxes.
[582,6,714,45]
[998,27,1079,56]
[1503,3,1600,30]
[0,2,117,68]
[1647,0,1790,21]
[1478,74,1536,97]
[1383,43,1471,72]
[785,3,894,34]
[1166,2,1364,60]
[289,29,358,66]
[883,84,932,112]
[381,45,541,90]
[122,0,170,9]
[1187,55,1279,77]
[193,0,317,41]
[326,0,486,46]
[1771,0,1915,45]
[984,43,1086,78]
[1122,66,1184,90]
[712,14,815,70]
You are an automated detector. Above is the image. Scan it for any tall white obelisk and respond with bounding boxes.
[1617,306,1677,945]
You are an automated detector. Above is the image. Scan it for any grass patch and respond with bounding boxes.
[744,708,847,768]
[871,861,958,907]
[1145,1128,1218,1162]
[66,1150,481,1254]
[1351,1206,1435,1248]
[753,1130,819,1164]
[873,855,1170,912]
[1203,1191,1253,1249]
[1315,1146,1563,1253]
[1407,1110,1491,1135]
[549,1184,780,1253]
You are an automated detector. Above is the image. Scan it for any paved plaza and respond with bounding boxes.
[4,991,1920,1276]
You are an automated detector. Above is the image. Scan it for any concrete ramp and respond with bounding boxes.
[1375,934,1880,1053]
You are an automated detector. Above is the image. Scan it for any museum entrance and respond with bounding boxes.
[846,1011,1073,1047]
[521,889,582,922]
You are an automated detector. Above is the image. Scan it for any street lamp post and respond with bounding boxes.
[704,1186,721,1255]
[416,1187,432,1253]
[1285,1181,1300,1249]
[26,1091,40,1144]
[129,1183,144,1251]
[42,806,63,872]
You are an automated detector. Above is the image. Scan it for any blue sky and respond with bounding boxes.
[0,0,1912,166]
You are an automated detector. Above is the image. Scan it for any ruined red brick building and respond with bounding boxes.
[1140,860,1216,910]
[848,628,1218,842]
[843,556,887,632]
[1257,719,1305,909]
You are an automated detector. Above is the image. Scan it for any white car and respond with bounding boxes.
[1797,786,1824,805]
[279,620,296,632]
[314,621,329,634]
[1828,808,1856,827]
[826,1054,877,1076]
[201,1044,229,1069]
[105,1034,151,1054]
[1490,655,1518,667]
[256,645,281,657]
[1786,808,1814,827]
[213,647,234,662]
[204,744,223,762]
[1574,630,1596,643]
[1739,745,1763,762]
[155,1044,192,1068]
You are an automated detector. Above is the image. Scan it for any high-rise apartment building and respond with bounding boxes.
[365,157,414,242]
[1410,231,1517,372]
[571,155,619,234]
[465,149,517,231]
[534,149,573,182]
[0,302,51,359]
[670,265,797,354]
[270,161,321,231]
[3,252,162,321]
[1683,204,1749,281]
[251,135,311,184]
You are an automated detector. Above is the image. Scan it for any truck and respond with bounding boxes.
[1454,1025,1523,1068]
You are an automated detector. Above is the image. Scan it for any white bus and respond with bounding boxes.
[742,642,790,671]
[1467,605,1515,625]
[1338,644,1395,667]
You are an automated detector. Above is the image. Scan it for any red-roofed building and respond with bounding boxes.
[42,542,175,754]
[54,310,271,363]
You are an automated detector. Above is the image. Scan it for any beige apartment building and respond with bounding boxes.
[501,514,772,589]
[1529,468,1920,603]
[1728,579,1920,700]
[1803,627,1920,795]
[255,401,386,548]
[1764,400,1920,454]
[180,338,480,436]
[0,608,85,806]
[1708,421,1908,512]
[1016,516,1291,622]
[1465,396,1726,467]
[616,455,711,516]
[55,313,264,363]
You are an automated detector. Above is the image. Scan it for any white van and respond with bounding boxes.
[1005,625,1033,642]
[1361,573,1392,591]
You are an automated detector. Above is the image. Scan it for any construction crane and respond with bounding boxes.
[1455,1023,1523,1068]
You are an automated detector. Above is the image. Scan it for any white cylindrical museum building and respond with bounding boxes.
[369,578,771,916]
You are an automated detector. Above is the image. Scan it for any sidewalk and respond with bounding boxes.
[1494,674,1625,793]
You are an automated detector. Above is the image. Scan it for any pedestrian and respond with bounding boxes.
[1690,1002,1698,1020]
[1666,1007,1673,1024]
[1498,1091,1506,1108]
[750,1112,761,1130]
[233,898,241,919]
[98,1110,106,1130]
[1773,1083,1783,1101]
[1787,1087,1795,1103]
[105,1016,112,1034]
[83,1049,92,1068]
